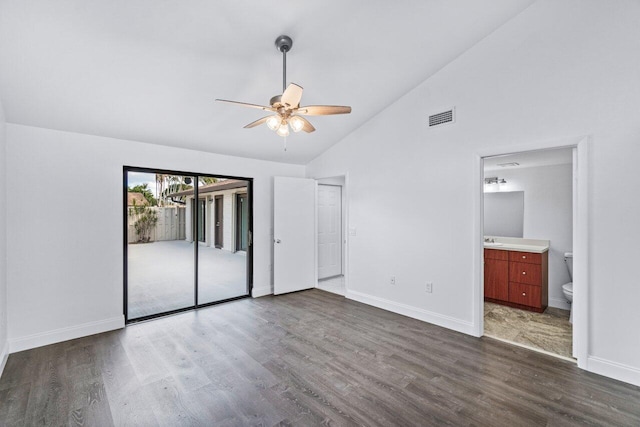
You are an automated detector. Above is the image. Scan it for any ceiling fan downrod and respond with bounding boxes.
[275,35,293,93]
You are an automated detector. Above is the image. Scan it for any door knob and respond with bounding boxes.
[275,239,281,244]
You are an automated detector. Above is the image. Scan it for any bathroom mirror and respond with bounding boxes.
[484,191,524,237]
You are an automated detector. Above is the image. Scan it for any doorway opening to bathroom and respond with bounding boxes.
[481,147,576,361]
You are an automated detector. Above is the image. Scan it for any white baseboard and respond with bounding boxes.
[346,290,475,335]
[9,315,124,353]
[548,297,571,310]
[252,285,272,298]
[0,339,9,378]
[587,355,640,387]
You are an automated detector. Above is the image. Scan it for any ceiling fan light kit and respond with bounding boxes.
[216,35,351,139]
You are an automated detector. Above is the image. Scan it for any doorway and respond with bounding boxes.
[124,167,253,323]
[479,145,583,362]
[318,184,342,279]
[271,175,349,297]
[316,177,346,296]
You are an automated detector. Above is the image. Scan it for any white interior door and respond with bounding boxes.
[318,184,342,279]
[273,176,316,295]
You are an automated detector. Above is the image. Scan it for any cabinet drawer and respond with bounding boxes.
[509,282,541,308]
[484,248,509,261]
[508,251,541,265]
[509,262,542,286]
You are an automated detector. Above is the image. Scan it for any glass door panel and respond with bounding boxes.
[126,171,195,320]
[197,178,249,305]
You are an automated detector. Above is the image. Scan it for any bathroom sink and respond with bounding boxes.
[484,242,504,247]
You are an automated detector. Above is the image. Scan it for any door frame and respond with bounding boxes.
[474,136,589,368]
[123,166,254,324]
[311,174,349,293]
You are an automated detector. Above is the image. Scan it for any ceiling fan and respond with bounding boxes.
[216,35,351,137]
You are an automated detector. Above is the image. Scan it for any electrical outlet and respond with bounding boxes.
[426,282,433,293]
[390,276,396,285]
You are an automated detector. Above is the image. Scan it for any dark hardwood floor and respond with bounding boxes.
[1,289,639,426]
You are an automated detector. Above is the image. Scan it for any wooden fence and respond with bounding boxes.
[127,206,186,243]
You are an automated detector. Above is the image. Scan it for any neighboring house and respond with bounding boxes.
[169,179,249,252]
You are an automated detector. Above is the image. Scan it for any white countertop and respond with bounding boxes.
[483,236,549,253]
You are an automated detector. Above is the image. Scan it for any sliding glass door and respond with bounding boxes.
[124,167,252,323]
[197,179,249,305]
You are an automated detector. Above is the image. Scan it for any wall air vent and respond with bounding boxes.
[428,108,455,127]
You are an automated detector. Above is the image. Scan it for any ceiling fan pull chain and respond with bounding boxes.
[283,136,287,151]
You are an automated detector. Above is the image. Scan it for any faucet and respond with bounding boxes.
[484,237,495,243]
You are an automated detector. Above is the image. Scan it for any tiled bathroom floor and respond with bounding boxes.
[484,302,573,360]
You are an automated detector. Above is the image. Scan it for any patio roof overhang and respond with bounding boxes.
[168,179,248,198]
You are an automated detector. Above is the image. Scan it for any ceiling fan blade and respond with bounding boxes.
[216,99,275,111]
[296,116,316,133]
[243,116,272,129]
[281,83,304,109]
[296,105,352,116]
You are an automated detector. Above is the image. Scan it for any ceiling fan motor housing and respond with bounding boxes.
[275,35,293,53]
[270,95,283,107]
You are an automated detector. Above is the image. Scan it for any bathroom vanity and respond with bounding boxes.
[484,237,549,313]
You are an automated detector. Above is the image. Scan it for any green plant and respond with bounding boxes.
[129,200,158,242]
[128,183,157,206]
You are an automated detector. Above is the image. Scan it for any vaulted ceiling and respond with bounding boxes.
[0,0,535,164]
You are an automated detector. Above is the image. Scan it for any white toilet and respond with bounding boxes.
[562,252,573,323]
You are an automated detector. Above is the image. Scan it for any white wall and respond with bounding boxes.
[6,124,304,352]
[485,164,573,309]
[307,0,640,386]
[0,99,8,374]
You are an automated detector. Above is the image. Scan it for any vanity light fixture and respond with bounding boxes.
[484,177,507,185]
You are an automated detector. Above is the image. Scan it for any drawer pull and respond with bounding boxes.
[522,271,526,275]
[522,292,526,296]
[522,255,526,259]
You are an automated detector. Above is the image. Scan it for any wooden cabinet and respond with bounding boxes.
[484,249,548,312]
[484,249,509,301]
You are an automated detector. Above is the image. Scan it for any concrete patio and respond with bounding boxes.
[127,240,248,319]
